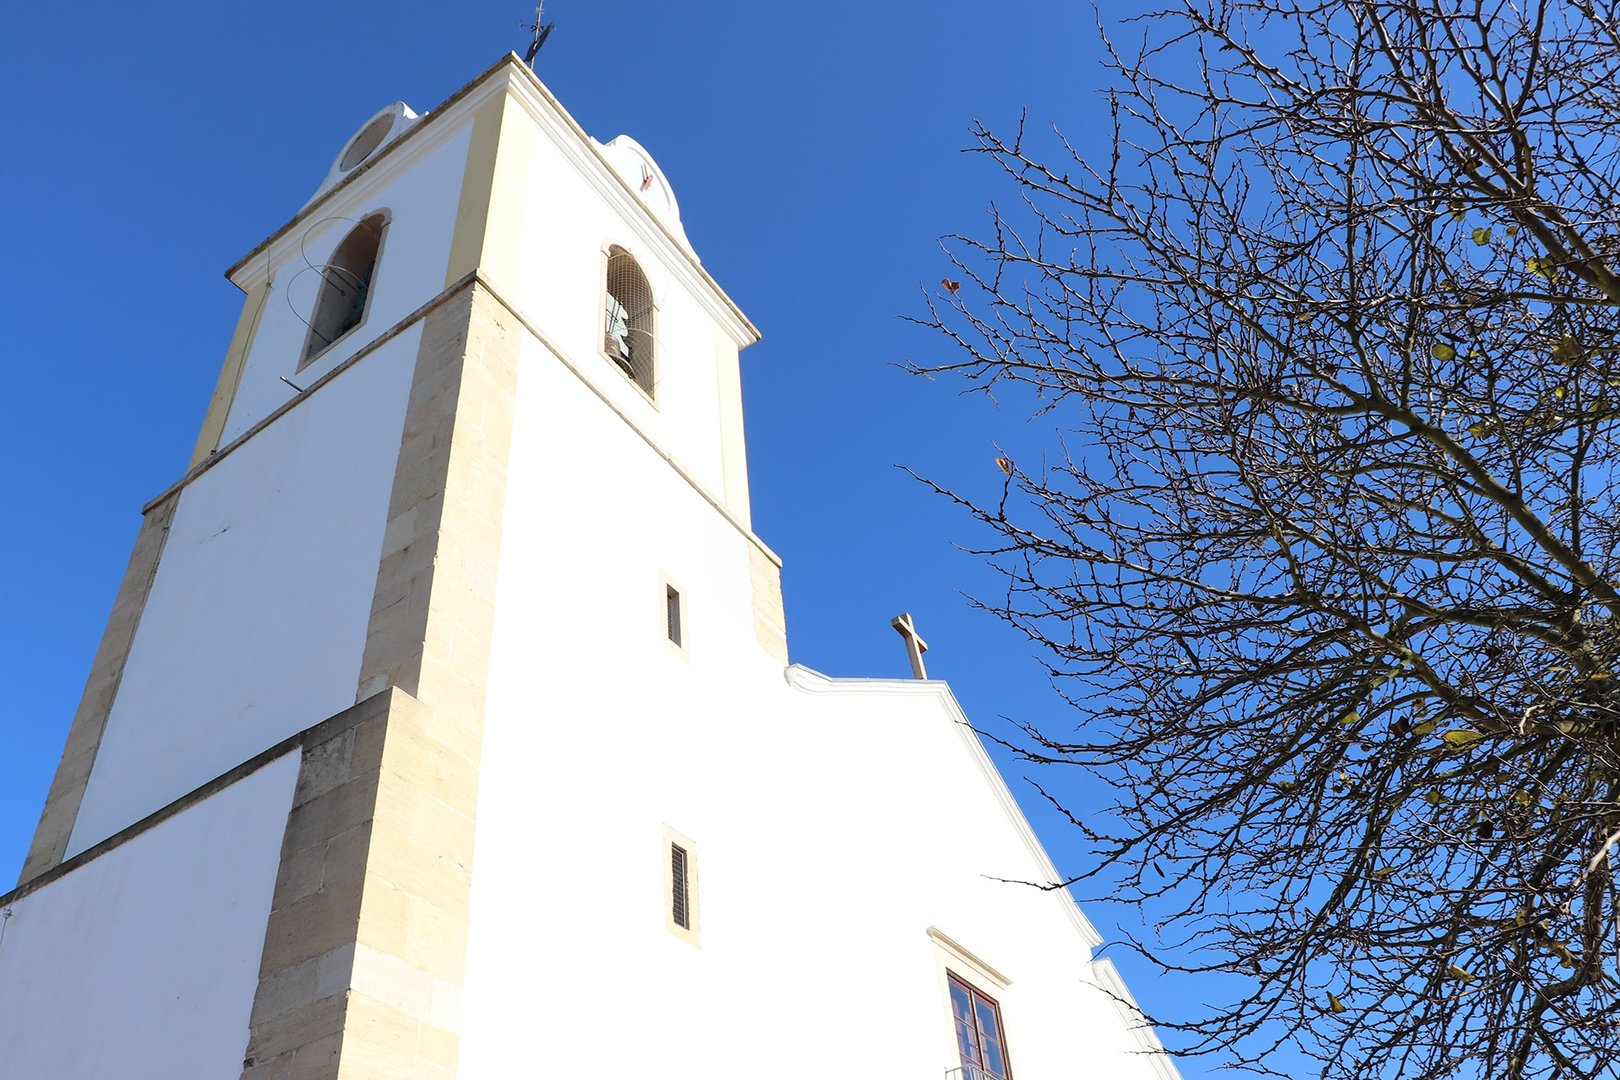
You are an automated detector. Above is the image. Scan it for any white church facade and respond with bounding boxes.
[0,56,1179,1080]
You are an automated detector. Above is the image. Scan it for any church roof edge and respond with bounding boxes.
[783,664,1106,949]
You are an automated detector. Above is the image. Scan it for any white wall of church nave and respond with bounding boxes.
[777,679,1174,1080]
[67,334,416,856]
[489,107,735,505]
[219,121,471,446]
[459,348,1161,1076]
[0,753,296,1080]
[461,670,1158,1077]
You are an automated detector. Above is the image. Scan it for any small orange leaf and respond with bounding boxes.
[995,456,1013,475]
[942,278,961,294]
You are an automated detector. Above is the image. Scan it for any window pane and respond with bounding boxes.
[973,995,1009,1078]
[949,981,981,1066]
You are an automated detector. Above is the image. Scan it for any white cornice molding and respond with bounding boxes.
[475,273,780,567]
[232,108,476,293]
[1088,957,1185,1080]
[226,57,512,290]
[225,56,761,351]
[499,59,759,348]
[143,270,783,571]
[783,666,1105,949]
[927,926,1013,989]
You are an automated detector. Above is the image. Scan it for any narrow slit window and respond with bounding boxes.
[666,585,683,647]
[670,843,691,929]
[663,827,699,943]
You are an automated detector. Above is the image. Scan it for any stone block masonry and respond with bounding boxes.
[241,687,481,1080]
[246,274,522,1080]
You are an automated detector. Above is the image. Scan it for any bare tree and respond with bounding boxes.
[914,2,1620,1076]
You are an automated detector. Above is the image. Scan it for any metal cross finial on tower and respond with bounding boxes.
[523,1,556,66]
[891,612,930,680]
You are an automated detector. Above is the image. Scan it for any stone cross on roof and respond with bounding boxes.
[891,612,929,680]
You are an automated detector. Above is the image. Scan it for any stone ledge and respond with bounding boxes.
[16,491,182,885]
[1,688,397,911]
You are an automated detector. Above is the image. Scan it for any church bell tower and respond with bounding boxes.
[5,55,784,1079]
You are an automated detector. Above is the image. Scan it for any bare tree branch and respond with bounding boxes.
[913,2,1620,1076]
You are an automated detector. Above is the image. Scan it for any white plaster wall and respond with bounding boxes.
[492,104,732,503]
[0,753,297,1080]
[68,332,416,855]
[68,102,470,854]
[459,333,1174,1078]
[220,122,471,445]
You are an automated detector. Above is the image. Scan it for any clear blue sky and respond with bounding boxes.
[0,2,1218,1073]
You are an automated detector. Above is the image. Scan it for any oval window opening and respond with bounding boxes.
[340,115,393,171]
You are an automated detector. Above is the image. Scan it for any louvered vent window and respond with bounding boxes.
[670,843,691,930]
[666,585,683,647]
[604,246,656,396]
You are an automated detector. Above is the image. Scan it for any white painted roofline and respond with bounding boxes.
[783,665,1106,950]
[1089,957,1185,1080]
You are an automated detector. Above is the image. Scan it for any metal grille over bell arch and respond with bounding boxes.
[603,246,657,396]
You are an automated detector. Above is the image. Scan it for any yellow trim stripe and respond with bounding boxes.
[444,93,512,287]
[189,280,268,467]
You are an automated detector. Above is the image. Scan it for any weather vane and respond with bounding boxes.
[523,1,556,66]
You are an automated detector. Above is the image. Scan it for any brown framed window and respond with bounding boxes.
[948,972,1013,1079]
